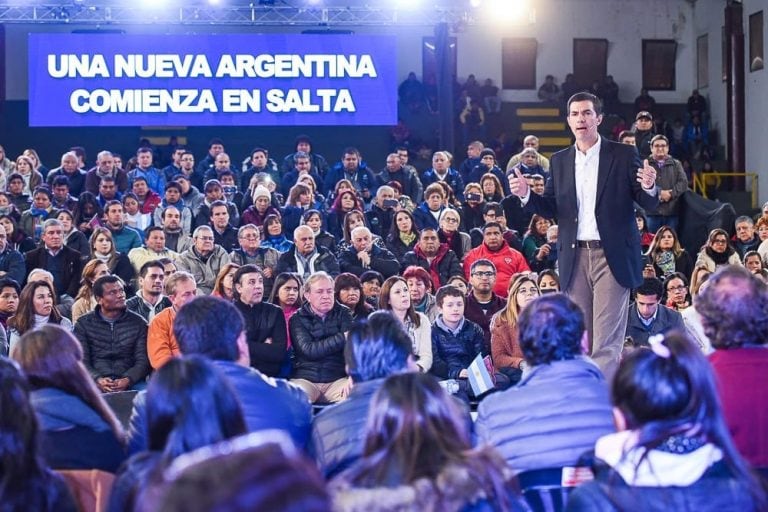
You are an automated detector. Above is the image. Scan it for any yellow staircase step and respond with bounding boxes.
[520,122,566,131]
[541,152,554,159]
[539,136,572,146]
[516,107,560,117]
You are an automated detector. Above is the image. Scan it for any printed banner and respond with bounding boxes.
[28,33,398,127]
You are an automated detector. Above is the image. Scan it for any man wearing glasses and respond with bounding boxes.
[625,277,684,346]
[464,259,505,352]
[645,134,689,233]
[175,225,231,295]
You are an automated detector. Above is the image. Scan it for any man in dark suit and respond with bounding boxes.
[24,218,83,300]
[510,92,658,379]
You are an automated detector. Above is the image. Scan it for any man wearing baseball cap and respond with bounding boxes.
[634,111,655,159]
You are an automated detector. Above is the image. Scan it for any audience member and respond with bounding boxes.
[695,228,742,271]
[379,277,432,373]
[109,356,247,512]
[464,259,505,350]
[175,225,231,295]
[12,325,126,472]
[71,259,110,323]
[645,135,689,233]
[646,225,694,280]
[339,226,399,279]
[0,223,25,284]
[568,330,765,510]
[233,265,288,378]
[404,265,438,321]
[464,222,530,297]
[663,272,692,312]
[334,273,373,321]
[57,209,90,258]
[89,226,136,292]
[401,228,462,291]
[103,200,143,254]
[211,262,239,300]
[8,280,73,354]
[330,372,524,511]
[129,295,312,454]
[625,277,685,346]
[311,311,415,479]
[489,273,540,381]
[276,225,340,279]
[146,271,197,370]
[74,275,149,392]
[385,209,420,261]
[477,293,614,473]
[696,266,768,471]
[160,205,193,253]
[289,272,353,403]
[733,216,761,259]
[269,272,303,354]
[0,357,78,511]
[25,219,83,300]
[537,74,561,103]
[126,260,171,323]
[128,226,178,275]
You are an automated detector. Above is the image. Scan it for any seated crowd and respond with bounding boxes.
[0,134,766,511]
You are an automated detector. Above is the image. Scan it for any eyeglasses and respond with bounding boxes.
[472,271,495,278]
[197,236,215,241]
[712,239,728,244]
[239,234,259,240]
[652,143,668,148]
[516,287,539,295]
[443,218,459,224]
[667,285,687,291]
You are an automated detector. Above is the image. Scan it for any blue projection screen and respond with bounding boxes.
[28,33,398,127]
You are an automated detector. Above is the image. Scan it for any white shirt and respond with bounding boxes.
[574,137,601,241]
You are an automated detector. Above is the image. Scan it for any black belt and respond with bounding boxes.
[576,240,602,249]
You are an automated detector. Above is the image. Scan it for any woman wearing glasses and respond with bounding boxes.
[437,209,470,261]
[695,228,742,272]
[489,273,539,382]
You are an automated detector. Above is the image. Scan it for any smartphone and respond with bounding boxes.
[382,198,399,208]
[466,193,482,202]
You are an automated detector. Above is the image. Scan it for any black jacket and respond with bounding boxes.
[401,247,463,287]
[275,246,340,278]
[309,378,384,478]
[289,302,353,383]
[338,244,400,278]
[74,307,150,385]
[234,300,287,377]
[125,294,172,324]
[25,245,83,297]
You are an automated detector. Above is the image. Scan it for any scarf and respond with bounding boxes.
[414,243,449,291]
[654,250,676,276]
[399,231,417,247]
[705,246,732,265]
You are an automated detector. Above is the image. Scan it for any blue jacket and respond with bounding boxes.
[430,316,485,380]
[127,359,312,454]
[0,246,25,284]
[420,167,465,201]
[323,164,378,202]
[127,166,165,196]
[625,303,685,346]
[476,357,613,473]
[412,202,446,231]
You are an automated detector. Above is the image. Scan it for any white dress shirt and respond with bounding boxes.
[574,138,601,241]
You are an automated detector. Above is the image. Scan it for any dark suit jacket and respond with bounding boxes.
[25,245,83,297]
[526,137,658,289]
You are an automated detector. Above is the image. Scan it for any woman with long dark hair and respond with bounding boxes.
[0,214,35,253]
[522,214,555,272]
[379,276,432,373]
[8,281,73,353]
[326,189,364,241]
[334,273,374,321]
[268,272,303,359]
[261,214,294,253]
[330,372,524,511]
[568,331,766,510]
[0,357,77,511]
[12,325,126,472]
[302,208,336,254]
[108,356,247,512]
[74,191,103,238]
[385,209,420,262]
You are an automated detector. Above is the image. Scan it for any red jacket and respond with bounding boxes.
[463,242,530,298]
[139,191,162,215]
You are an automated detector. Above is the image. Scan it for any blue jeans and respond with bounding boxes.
[647,215,679,235]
